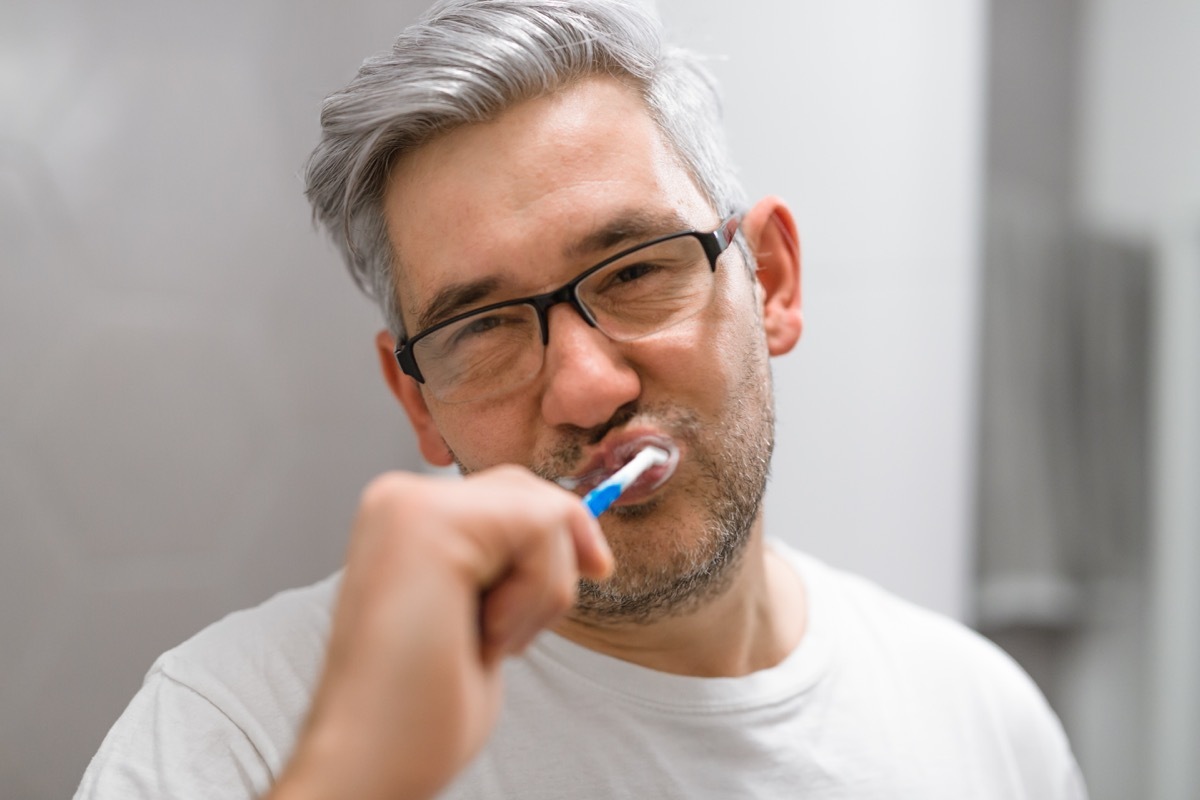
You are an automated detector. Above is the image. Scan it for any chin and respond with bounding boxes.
[574,498,750,626]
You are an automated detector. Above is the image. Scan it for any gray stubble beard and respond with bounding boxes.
[447,335,777,628]
[570,347,776,628]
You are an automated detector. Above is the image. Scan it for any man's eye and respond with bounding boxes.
[447,311,530,348]
[613,262,658,284]
[459,315,504,337]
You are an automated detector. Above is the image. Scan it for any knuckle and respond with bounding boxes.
[493,463,539,487]
[359,471,422,516]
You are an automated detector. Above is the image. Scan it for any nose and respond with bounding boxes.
[539,302,641,430]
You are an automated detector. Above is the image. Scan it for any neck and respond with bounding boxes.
[552,524,807,677]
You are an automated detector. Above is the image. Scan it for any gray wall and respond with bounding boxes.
[661,0,986,622]
[2,2,428,796]
[976,0,1200,797]
[2,1,984,796]
[1076,2,1200,797]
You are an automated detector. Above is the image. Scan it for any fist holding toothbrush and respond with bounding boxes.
[268,466,613,800]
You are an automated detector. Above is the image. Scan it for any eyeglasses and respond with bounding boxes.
[395,215,741,404]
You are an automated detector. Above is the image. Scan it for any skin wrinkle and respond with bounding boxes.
[406,207,695,335]
[383,74,716,338]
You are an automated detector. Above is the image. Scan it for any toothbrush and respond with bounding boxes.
[582,446,670,517]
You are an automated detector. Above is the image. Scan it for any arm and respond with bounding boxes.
[266,465,612,800]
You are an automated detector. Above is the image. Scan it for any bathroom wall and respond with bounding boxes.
[2,2,430,795]
[1,2,986,795]
[661,0,986,621]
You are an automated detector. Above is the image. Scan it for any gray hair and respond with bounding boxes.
[304,0,746,337]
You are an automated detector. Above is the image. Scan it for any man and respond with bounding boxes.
[77,1,1087,798]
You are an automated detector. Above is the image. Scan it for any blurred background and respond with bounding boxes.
[1,0,1195,797]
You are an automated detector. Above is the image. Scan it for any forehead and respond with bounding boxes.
[382,76,713,326]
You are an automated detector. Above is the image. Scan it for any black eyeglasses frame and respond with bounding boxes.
[395,214,741,385]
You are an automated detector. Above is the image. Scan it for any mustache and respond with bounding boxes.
[529,401,636,483]
[579,401,640,446]
[449,402,639,479]
[453,402,701,484]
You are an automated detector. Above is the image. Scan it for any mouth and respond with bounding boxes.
[557,431,681,505]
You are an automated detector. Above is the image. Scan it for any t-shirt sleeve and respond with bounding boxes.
[74,666,273,800]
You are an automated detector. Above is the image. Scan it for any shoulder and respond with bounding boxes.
[160,571,339,677]
[777,540,1031,686]
[775,542,1086,796]
[151,572,341,753]
[75,574,341,799]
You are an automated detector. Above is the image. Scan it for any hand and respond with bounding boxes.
[266,465,613,800]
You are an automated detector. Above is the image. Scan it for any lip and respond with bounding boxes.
[563,429,682,502]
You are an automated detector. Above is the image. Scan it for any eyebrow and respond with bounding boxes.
[411,209,697,334]
[412,276,505,335]
[564,208,694,261]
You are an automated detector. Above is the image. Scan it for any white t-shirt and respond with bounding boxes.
[75,542,1087,799]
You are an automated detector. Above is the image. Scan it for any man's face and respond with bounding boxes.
[382,76,780,624]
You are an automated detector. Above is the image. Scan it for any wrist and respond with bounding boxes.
[266,709,443,800]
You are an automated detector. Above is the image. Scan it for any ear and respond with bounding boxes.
[375,330,456,467]
[740,196,803,356]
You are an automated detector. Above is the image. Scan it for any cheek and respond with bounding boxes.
[638,298,757,403]
[430,400,537,471]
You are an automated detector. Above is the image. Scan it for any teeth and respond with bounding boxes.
[554,440,677,492]
[555,474,584,490]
